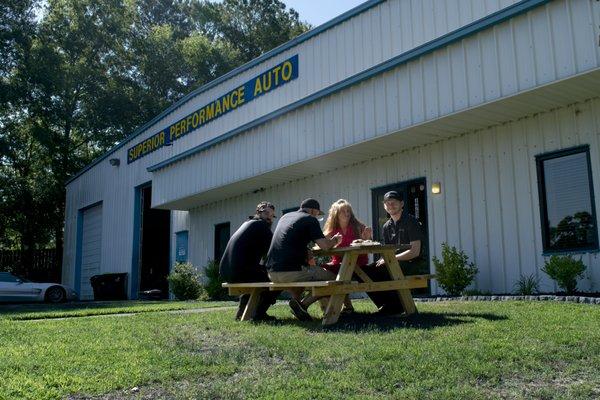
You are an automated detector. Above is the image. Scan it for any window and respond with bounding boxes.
[536,146,598,253]
[214,222,230,262]
[0,272,19,283]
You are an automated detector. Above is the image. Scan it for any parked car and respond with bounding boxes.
[0,272,78,303]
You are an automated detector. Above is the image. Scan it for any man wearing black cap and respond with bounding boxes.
[362,190,425,315]
[266,198,342,321]
[219,201,280,321]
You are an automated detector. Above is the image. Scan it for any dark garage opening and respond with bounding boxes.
[139,185,170,298]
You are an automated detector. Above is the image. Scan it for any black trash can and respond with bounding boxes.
[90,273,128,300]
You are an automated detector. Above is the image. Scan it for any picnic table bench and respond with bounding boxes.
[222,244,434,325]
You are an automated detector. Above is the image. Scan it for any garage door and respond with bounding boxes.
[80,204,102,300]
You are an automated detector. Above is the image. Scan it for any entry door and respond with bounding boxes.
[371,178,430,291]
[80,204,103,300]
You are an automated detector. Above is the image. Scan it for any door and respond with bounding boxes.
[371,178,430,292]
[80,204,103,300]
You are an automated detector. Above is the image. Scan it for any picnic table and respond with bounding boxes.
[223,243,433,326]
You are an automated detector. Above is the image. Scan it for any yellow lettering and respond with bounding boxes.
[191,112,199,128]
[222,95,230,113]
[129,148,134,161]
[237,86,245,105]
[254,78,262,97]
[159,131,165,145]
[272,66,282,85]
[199,108,206,124]
[282,61,292,81]
[214,98,222,117]
[205,103,214,120]
[186,116,192,133]
[170,125,176,141]
[262,72,272,92]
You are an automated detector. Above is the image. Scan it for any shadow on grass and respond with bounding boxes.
[254,311,507,332]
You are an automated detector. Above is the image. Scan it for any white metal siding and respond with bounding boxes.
[150,0,600,207]
[187,98,600,294]
[80,204,103,300]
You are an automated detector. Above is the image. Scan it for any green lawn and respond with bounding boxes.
[0,300,237,321]
[1,300,599,399]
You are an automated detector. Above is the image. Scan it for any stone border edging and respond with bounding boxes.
[414,295,600,304]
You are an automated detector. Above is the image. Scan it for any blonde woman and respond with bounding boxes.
[322,199,372,313]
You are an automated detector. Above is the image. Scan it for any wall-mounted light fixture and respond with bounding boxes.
[431,182,441,194]
[109,158,120,167]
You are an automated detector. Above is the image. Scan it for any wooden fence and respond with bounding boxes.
[0,249,61,283]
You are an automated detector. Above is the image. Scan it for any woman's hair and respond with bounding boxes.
[323,199,365,238]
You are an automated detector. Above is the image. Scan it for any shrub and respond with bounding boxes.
[200,259,230,300]
[541,255,586,294]
[432,243,478,296]
[167,262,202,300]
[514,273,540,295]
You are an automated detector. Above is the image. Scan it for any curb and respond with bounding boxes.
[414,295,600,304]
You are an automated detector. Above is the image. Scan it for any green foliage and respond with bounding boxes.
[200,259,230,301]
[542,255,586,294]
[432,243,478,296]
[167,262,202,300]
[514,273,540,295]
[0,0,310,256]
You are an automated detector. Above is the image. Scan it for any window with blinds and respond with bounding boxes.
[536,146,598,253]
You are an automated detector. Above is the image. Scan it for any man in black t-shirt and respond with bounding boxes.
[266,198,342,321]
[361,191,425,315]
[219,201,279,321]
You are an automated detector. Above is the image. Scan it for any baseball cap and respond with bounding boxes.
[383,191,403,201]
[300,198,325,215]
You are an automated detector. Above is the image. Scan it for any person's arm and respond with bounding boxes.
[360,225,373,240]
[315,234,342,250]
[396,240,420,261]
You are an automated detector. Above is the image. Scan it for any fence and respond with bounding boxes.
[0,249,61,283]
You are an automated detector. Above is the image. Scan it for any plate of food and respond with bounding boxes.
[350,239,381,246]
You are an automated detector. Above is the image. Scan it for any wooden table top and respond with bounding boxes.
[312,243,411,256]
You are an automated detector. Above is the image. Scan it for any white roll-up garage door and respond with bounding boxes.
[80,204,102,300]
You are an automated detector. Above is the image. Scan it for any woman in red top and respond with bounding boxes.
[322,199,372,313]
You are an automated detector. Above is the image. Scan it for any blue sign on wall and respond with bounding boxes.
[175,231,189,263]
[127,54,299,163]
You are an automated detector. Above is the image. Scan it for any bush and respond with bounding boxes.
[200,259,230,300]
[542,255,586,294]
[514,273,540,295]
[167,262,202,300]
[432,243,478,296]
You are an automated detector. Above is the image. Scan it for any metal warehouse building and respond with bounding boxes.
[63,0,600,299]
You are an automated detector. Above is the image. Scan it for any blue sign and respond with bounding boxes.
[128,55,299,163]
[175,231,189,263]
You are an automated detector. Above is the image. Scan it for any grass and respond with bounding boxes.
[0,300,237,321]
[0,300,599,399]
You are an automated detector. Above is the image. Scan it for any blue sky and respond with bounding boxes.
[281,0,368,27]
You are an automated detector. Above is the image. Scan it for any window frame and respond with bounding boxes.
[535,145,599,254]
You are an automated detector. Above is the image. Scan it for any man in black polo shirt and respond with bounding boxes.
[219,201,279,321]
[362,190,425,315]
[266,198,342,321]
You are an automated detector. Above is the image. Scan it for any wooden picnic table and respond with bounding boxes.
[223,243,432,326]
[312,243,427,325]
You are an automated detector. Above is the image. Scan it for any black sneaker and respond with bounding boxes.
[289,299,312,321]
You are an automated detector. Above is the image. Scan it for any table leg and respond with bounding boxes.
[323,253,357,326]
[382,251,417,315]
[241,288,262,321]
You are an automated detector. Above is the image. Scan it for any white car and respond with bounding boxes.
[0,272,78,303]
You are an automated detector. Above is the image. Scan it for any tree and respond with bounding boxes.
[0,0,310,277]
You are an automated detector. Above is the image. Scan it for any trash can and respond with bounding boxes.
[90,273,128,300]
